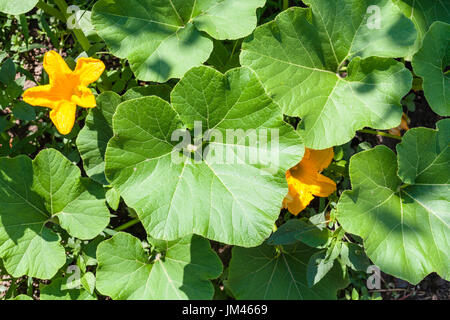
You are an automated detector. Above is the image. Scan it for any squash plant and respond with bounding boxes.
[0,0,448,300]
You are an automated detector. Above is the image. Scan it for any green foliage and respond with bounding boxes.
[96,232,222,300]
[0,149,110,279]
[0,0,448,301]
[337,120,450,284]
[91,0,266,82]
[104,66,304,247]
[226,242,348,299]
[240,1,414,149]
[393,0,450,59]
[412,22,450,116]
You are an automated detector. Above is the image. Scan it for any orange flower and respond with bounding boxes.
[388,113,410,137]
[283,148,336,215]
[23,51,105,135]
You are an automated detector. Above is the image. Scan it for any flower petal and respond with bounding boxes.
[283,176,315,215]
[308,173,336,197]
[303,148,334,172]
[23,84,60,109]
[283,148,336,215]
[50,101,77,135]
[44,51,72,82]
[74,57,105,86]
[71,86,96,108]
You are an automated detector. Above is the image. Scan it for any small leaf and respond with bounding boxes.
[307,250,335,287]
[81,272,96,295]
[12,101,36,121]
[105,187,120,210]
[267,219,329,248]
[40,277,96,300]
[0,58,16,85]
[340,243,371,272]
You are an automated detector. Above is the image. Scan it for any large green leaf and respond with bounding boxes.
[95,232,222,300]
[226,242,348,299]
[105,66,304,247]
[337,120,450,284]
[92,0,265,82]
[0,149,110,279]
[240,1,415,149]
[0,0,37,15]
[393,0,450,60]
[412,21,450,116]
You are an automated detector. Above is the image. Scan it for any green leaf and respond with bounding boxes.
[81,235,106,267]
[307,250,335,287]
[122,85,172,102]
[0,149,110,279]
[207,40,241,73]
[40,277,96,300]
[96,232,223,300]
[105,66,304,246]
[77,90,171,185]
[412,21,450,116]
[91,0,265,82]
[0,0,37,15]
[105,187,120,211]
[393,0,450,60]
[0,58,16,85]
[226,242,348,299]
[81,272,96,295]
[77,92,122,185]
[267,219,329,248]
[240,2,414,149]
[337,121,450,284]
[340,242,371,272]
[12,101,36,121]
[9,294,33,300]
[397,119,450,185]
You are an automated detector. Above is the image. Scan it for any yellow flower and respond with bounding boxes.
[283,148,336,215]
[23,51,105,135]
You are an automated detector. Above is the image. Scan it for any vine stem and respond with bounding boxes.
[114,219,141,232]
[283,0,289,10]
[357,129,402,140]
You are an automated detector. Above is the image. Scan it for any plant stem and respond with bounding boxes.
[36,1,65,21]
[114,219,141,232]
[52,0,91,52]
[357,129,402,140]
[283,0,289,10]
